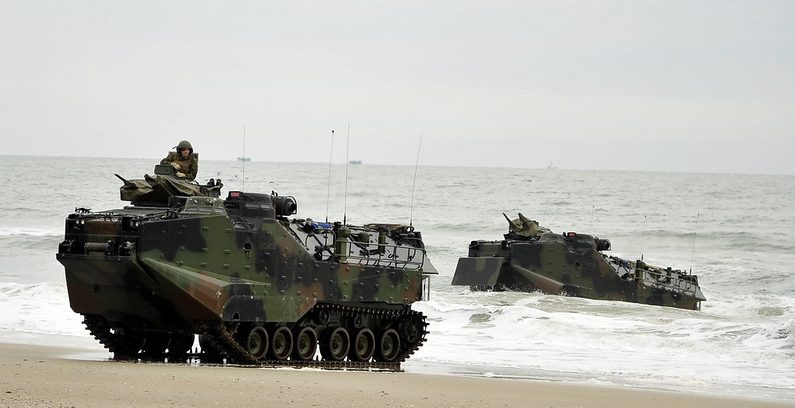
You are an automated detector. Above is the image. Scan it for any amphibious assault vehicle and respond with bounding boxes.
[452,213,705,310]
[57,165,435,369]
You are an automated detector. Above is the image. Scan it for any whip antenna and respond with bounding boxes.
[325,129,335,223]
[689,212,700,274]
[343,123,350,225]
[409,133,423,227]
[241,124,246,191]
[639,215,646,261]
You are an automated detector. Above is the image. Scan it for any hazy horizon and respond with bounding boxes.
[1,1,793,175]
[3,153,793,177]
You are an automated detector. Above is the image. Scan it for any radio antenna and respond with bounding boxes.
[325,129,335,223]
[343,123,350,225]
[689,212,700,274]
[241,124,246,191]
[409,133,423,227]
[639,215,646,261]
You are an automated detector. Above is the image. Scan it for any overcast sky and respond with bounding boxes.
[1,1,793,174]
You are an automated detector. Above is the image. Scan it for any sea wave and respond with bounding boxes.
[0,227,62,251]
[609,229,795,252]
[0,282,87,338]
[413,291,795,397]
[0,227,61,238]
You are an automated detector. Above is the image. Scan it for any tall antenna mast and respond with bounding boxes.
[242,124,246,191]
[325,129,335,223]
[689,212,700,274]
[409,133,423,227]
[343,123,350,225]
[639,215,646,261]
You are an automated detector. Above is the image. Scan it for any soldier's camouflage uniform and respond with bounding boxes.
[161,141,198,181]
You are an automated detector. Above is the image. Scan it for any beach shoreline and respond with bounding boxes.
[1,342,791,408]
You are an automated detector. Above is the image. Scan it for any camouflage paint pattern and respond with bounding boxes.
[57,188,435,364]
[116,169,221,205]
[452,214,705,310]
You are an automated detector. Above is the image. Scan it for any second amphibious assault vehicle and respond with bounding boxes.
[452,213,706,310]
[57,165,436,370]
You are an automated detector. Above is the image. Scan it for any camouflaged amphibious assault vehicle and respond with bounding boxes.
[57,166,435,369]
[452,213,705,310]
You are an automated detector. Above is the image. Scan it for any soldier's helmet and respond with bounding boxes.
[175,140,193,154]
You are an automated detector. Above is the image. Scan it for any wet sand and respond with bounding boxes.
[0,343,791,408]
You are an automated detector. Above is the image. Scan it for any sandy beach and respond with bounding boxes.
[0,343,790,408]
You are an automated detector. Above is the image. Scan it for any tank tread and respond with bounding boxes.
[203,303,428,372]
[83,314,118,352]
[212,359,403,371]
[82,314,143,358]
[82,302,429,372]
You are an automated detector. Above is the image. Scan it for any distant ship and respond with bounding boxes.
[349,160,362,165]
[237,157,251,161]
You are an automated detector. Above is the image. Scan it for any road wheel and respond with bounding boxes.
[320,327,349,361]
[292,327,318,361]
[269,326,293,360]
[375,329,400,362]
[349,328,375,362]
[246,326,269,360]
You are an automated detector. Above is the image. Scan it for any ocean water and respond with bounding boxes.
[1,156,793,401]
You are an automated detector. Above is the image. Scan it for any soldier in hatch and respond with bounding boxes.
[161,140,198,180]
